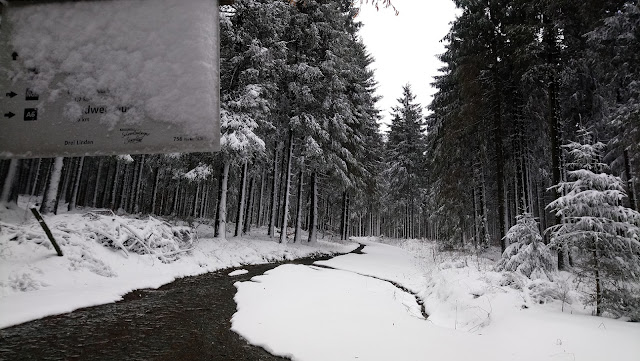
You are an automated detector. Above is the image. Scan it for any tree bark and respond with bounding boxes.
[0,159,19,205]
[68,156,85,211]
[235,160,248,237]
[133,155,145,214]
[40,157,64,215]
[257,168,266,227]
[109,160,122,210]
[151,168,161,215]
[279,131,294,244]
[545,17,566,270]
[624,149,636,211]
[91,158,103,208]
[293,170,304,243]
[308,172,318,242]
[340,191,347,240]
[268,146,280,237]
[215,162,230,239]
[244,176,255,234]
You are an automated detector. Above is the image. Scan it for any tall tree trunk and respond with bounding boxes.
[151,168,161,214]
[244,176,255,234]
[40,157,64,215]
[171,180,181,216]
[340,191,347,240]
[257,168,266,227]
[193,183,202,218]
[29,158,42,196]
[59,158,73,207]
[215,162,230,239]
[235,161,249,237]
[624,149,636,211]
[593,245,602,316]
[308,172,318,242]
[345,192,351,240]
[279,131,294,244]
[68,156,85,211]
[91,158,104,208]
[0,159,19,205]
[545,18,565,270]
[268,146,280,237]
[133,155,145,214]
[110,160,122,210]
[293,170,304,243]
[119,162,130,212]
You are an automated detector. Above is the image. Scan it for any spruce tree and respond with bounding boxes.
[547,129,640,317]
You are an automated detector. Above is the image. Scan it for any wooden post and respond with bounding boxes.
[30,207,63,257]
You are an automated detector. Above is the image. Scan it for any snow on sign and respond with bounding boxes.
[0,0,220,159]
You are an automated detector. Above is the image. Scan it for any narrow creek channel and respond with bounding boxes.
[0,243,426,361]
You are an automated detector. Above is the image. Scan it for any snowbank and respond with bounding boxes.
[232,238,640,361]
[0,208,356,329]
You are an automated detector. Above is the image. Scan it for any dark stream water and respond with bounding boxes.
[0,247,363,361]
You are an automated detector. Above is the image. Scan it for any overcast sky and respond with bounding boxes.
[356,0,459,131]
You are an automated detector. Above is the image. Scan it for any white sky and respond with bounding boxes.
[356,0,459,132]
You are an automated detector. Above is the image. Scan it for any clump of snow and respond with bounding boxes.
[8,272,47,292]
[116,154,134,163]
[228,269,249,277]
[7,0,218,133]
[183,164,213,181]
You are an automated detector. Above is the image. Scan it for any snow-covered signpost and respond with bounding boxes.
[0,0,220,158]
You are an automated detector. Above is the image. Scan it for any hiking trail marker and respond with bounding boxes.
[0,0,220,159]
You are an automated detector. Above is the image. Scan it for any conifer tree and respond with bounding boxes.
[547,129,640,317]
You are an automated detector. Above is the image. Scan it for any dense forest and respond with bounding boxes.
[1,0,639,315]
[0,0,638,243]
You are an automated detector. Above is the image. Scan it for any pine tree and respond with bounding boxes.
[547,129,640,317]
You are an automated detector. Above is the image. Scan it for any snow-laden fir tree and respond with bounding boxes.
[384,84,426,239]
[496,213,556,281]
[547,129,640,318]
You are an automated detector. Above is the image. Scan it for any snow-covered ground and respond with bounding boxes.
[0,205,356,329]
[232,238,640,361]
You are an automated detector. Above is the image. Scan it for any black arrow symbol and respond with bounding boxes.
[11,52,18,61]
[4,112,15,118]
[6,91,17,98]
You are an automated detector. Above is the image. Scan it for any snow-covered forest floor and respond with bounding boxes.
[233,237,640,361]
[2,200,639,360]
[0,199,356,329]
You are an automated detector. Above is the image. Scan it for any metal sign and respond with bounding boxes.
[0,0,220,159]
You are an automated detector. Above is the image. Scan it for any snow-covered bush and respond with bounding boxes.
[495,213,556,281]
[85,213,194,263]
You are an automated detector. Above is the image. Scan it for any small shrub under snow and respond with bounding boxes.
[495,213,556,281]
[84,212,194,263]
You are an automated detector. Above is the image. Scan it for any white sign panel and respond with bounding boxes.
[0,0,220,159]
